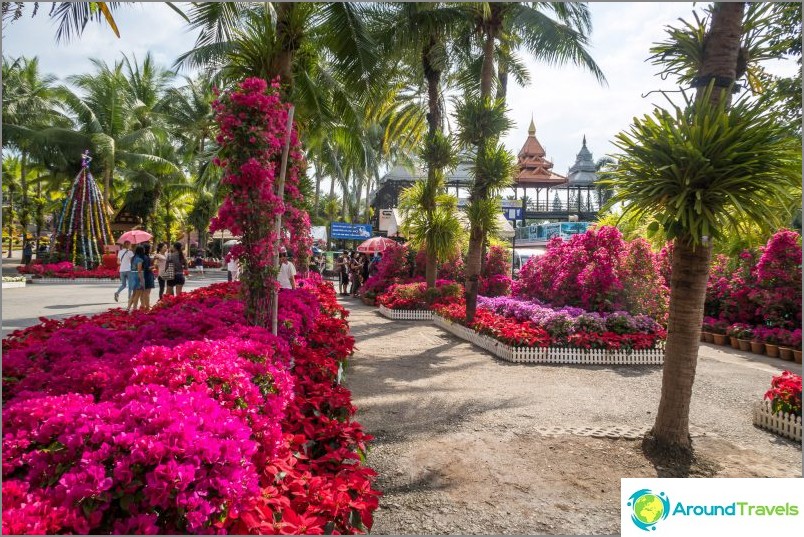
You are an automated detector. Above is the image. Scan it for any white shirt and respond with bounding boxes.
[277,260,297,289]
[227,258,239,272]
[118,249,133,272]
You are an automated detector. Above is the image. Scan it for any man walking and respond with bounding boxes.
[114,241,134,302]
[277,249,297,290]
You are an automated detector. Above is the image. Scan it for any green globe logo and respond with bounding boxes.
[627,489,670,531]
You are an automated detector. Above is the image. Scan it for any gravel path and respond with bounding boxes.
[343,298,802,535]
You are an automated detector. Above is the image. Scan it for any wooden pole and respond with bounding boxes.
[271,106,296,336]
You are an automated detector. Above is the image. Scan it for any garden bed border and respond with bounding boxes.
[29,277,119,284]
[2,281,26,289]
[752,400,802,442]
[433,314,665,365]
[378,305,434,321]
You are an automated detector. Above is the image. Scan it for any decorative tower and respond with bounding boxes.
[50,151,114,268]
[515,117,566,187]
[567,135,598,186]
[564,136,599,216]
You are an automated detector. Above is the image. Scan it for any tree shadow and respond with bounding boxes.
[640,433,721,478]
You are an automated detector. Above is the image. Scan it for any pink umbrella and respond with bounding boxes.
[356,236,398,254]
[117,230,153,245]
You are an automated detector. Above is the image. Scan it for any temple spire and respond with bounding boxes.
[582,134,587,147]
[528,115,536,136]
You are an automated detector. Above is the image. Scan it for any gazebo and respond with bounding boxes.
[513,118,566,220]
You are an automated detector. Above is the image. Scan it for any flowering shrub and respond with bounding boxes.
[705,230,802,330]
[726,323,754,339]
[764,371,802,417]
[478,295,664,347]
[2,280,380,534]
[437,297,665,351]
[377,280,463,310]
[360,242,412,298]
[210,77,308,326]
[513,226,668,321]
[17,261,118,279]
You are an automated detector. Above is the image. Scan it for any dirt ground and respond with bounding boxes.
[342,299,802,535]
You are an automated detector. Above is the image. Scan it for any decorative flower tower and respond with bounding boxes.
[50,150,114,268]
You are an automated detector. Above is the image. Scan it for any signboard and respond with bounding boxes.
[504,207,523,222]
[378,209,394,232]
[331,222,372,240]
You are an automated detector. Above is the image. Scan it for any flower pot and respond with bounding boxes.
[712,333,728,346]
[749,341,765,355]
[794,350,802,364]
[778,347,794,361]
[738,339,752,352]
[729,336,740,349]
[702,332,715,343]
[765,343,780,358]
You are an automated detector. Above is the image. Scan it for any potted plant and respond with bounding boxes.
[736,325,753,352]
[756,327,781,358]
[701,317,717,344]
[711,320,729,346]
[749,332,766,355]
[726,323,741,349]
[789,329,802,364]
[777,329,795,361]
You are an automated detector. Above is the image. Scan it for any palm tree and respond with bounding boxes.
[460,1,605,322]
[604,2,801,458]
[2,156,22,258]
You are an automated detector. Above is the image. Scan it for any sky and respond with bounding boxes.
[2,2,798,178]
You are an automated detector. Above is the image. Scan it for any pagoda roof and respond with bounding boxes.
[567,135,598,186]
[515,117,567,187]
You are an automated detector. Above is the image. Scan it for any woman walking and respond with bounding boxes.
[140,243,156,310]
[165,242,188,297]
[126,246,146,312]
[153,243,168,300]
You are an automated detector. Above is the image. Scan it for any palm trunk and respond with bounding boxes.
[694,2,745,108]
[649,2,745,458]
[479,29,496,100]
[103,168,112,212]
[19,152,30,233]
[314,165,323,218]
[364,176,372,223]
[354,178,363,221]
[649,240,712,454]
[6,191,14,259]
[273,3,296,96]
[35,176,43,258]
[423,36,444,289]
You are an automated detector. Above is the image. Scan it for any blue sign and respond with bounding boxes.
[331,222,373,240]
[504,208,523,222]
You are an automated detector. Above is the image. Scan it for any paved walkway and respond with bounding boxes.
[342,297,801,535]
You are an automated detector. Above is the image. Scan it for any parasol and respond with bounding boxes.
[356,236,398,254]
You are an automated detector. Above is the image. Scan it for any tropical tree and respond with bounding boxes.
[459,1,605,322]
[603,2,801,457]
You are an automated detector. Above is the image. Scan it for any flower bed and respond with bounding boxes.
[433,299,665,365]
[17,261,118,280]
[376,280,462,321]
[753,371,802,442]
[2,279,379,534]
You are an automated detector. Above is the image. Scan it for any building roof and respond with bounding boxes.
[566,135,598,186]
[515,117,567,187]
[377,158,475,186]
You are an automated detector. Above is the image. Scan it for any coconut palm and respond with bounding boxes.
[603,3,801,458]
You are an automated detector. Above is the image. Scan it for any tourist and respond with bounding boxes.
[126,245,146,313]
[338,250,350,295]
[140,243,155,310]
[226,252,239,282]
[350,252,363,297]
[278,249,297,290]
[114,241,134,303]
[165,242,188,297]
[153,242,168,300]
[368,252,382,277]
[361,252,370,285]
[194,253,205,276]
[22,242,33,265]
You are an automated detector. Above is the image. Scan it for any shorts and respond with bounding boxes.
[340,272,349,285]
[167,274,186,287]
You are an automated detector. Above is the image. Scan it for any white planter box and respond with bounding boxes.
[29,278,118,284]
[433,314,664,365]
[753,400,802,443]
[2,281,26,288]
[378,305,434,321]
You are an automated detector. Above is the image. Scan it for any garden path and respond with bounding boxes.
[343,298,802,535]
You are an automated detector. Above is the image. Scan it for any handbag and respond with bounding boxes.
[163,255,176,280]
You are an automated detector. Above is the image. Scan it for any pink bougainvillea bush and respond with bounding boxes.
[17,261,118,279]
[2,280,380,535]
[705,229,802,331]
[360,242,412,299]
[479,245,512,297]
[513,226,668,322]
[210,77,311,326]
[376,280,463,310]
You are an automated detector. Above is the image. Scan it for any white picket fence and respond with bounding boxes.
[433,314,665,365]
[2,281,26,288]
[752,400,802,442]
[378,305,434,321]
